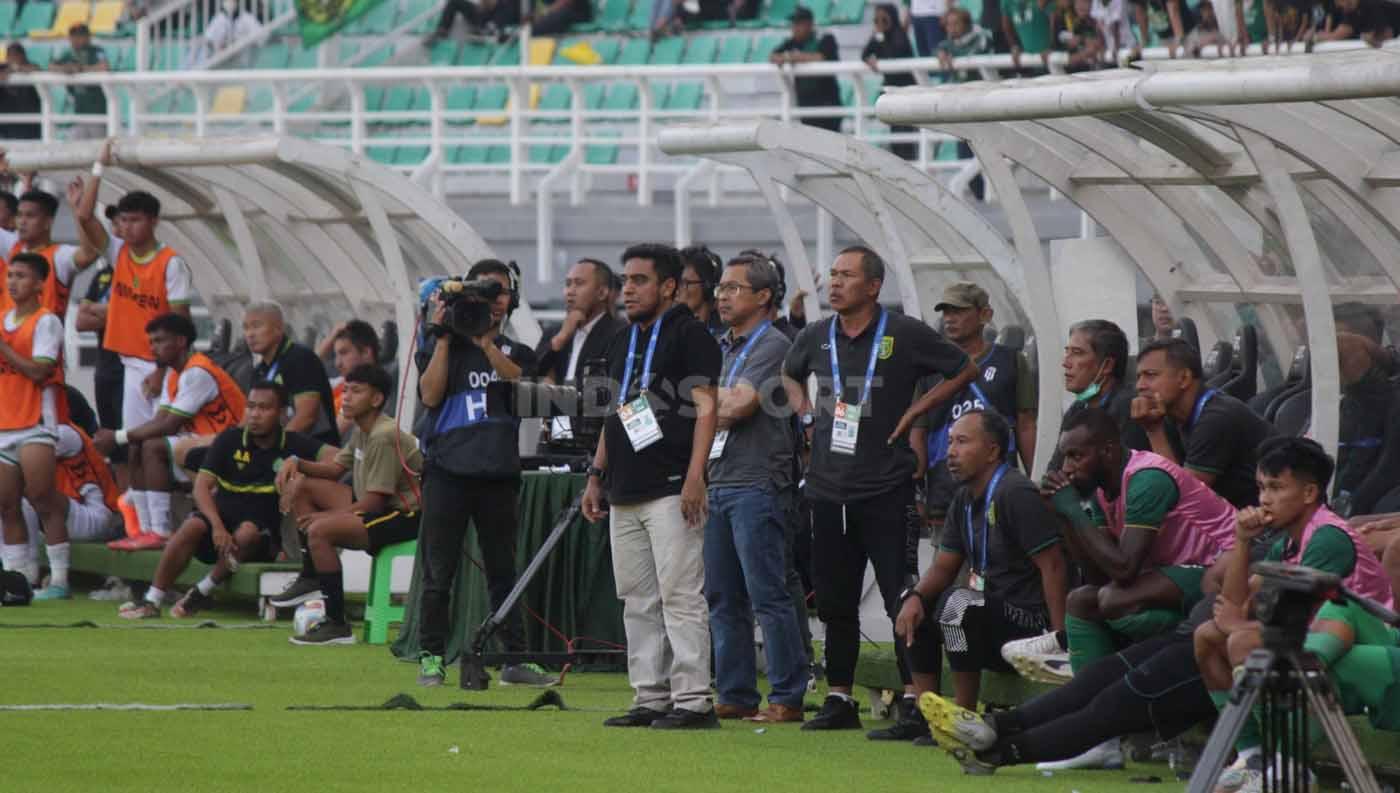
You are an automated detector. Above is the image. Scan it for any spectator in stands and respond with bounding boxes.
[535,257,622,450]
[1318,0,1396,43]
[0,45,40,142]
[75,145,197,548]
[863,4,918,161]
[704,254,806,724]
[52,24,109,138]
[243,301,339,446]
[679,245,722,334]
[274,365,422,645]
[771,7,843,134]
[95,312,246,549]
[0,253,71,598]
[1128,0,1194,58]
[190,0,263,68]
[0,192,15,233]
[909,0,951,55]
[1132,337,1274,508]
[892,411,1067,738]
[431,0,519,39]
[1052,0,1104,69]
[1182,0,1224,56]
[581,243,723,729]
[414,260,553,688]
[650,0,684,38]
[532,0,593,35]
[937,8,993,79]
[117,381,335,619]
[1148,294,1173,341]
[1090,0,1136,57]
[0,182,102,318]
[1036,407,1234,769]
[783,246,976,733]
[325,320,380,438]
[1002,0,1052,71]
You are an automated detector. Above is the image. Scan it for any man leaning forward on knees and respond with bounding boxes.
[782,245,977,737]
[898,411,1068,740]
[704,254,808,724]
[274,364,423,645]
[582,243,723,730]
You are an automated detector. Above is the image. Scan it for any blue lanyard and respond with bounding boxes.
[1188,388,1216,430]
[828,308,887,408]
[723,321,771,388]
[964,463,1008,574]
[619,313,665,406]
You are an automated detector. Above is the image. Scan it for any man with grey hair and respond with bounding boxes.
[243,301,338,446]
[704,254,808,724]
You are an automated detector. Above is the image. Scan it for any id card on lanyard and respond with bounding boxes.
[829,309,887,456]
[966,463,1008,592]
[618,314,665,452]
[710,321,771,461]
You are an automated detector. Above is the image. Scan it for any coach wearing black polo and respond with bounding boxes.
[782,245,976,733]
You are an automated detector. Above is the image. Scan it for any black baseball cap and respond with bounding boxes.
[790,6,814,22]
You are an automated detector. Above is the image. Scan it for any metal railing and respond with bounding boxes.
[134,0,297,71]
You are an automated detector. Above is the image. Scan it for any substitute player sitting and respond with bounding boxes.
[0,253,71,600]
[95,313,245,549]
[274,365,422,645]
[118,382,334,619]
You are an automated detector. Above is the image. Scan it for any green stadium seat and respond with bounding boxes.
[0,2,18,38]
[338,39,360,63]
[399,0,438,32]
[428,38,458,65]
[829,0,864,23]
[473,83,509,113]
[682,35,719,63]
[649,36,683,64]
[457,41,494,65]
[627,0,651,31]
[582,81,607,109]
[699,18,732,29]
[246,86,272,113]
[600,82,637,113]
[109,43,133,71]
[486,144,510,164]
[585,128,621,165]
[536,83,572,121]
[807,0,832,25]
[764,0,796,27]
[491,38,520,65]
[356,43,393,67]
[592,0,630,31]
[749,33,782,62]
[288,43,319,69]
[664,81,703,110]
[616,37,650,65]
[590,37,620,63]
[716,34,749,63]
[253,40,289,69]
[395,140,429,166]
[381,85,427,124]
[529,130,565,164]
[24,42,52,68]
[445,85,476,124]
[961,0,983,23]
[15,2,54,37]
[366,143,398,165]
[346,0,397,35]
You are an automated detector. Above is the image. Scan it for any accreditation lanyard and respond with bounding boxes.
[828,309,887,456]
[710,321,772,461]
[1187,388,1216,431]
[617,313,665,451]
[965,463,1008,592]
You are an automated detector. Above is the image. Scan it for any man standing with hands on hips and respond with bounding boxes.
[781,245,978,736]
[703,254,808,724]
[582,243,722,730]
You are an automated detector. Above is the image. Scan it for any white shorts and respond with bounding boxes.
[166,433,196,485]
[121,357,159,429]
[0,425,58,465]
[17,495,119,543]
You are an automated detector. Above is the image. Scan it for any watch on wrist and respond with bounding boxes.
[586,465,605,480]
[899,586,925,607]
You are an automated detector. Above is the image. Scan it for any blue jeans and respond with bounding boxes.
[911,15,946,57]
[704,485,808,709]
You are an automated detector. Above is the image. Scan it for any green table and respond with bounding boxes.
[391,472,623,664]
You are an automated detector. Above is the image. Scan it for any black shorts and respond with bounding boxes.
[184,445,207,474]
[361,509,420,555]
[188,510,280,565]
[915,587,1049,674]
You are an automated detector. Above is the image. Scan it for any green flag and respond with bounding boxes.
[295,0,383,47]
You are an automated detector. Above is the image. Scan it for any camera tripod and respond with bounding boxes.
[1187,564,1400,793]
[459,492,625,690]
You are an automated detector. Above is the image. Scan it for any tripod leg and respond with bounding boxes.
[1293,654,1383,793]
[1188,651,1273,793]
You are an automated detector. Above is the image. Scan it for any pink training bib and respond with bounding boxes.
[1285,504,1394,609]
[1097,451,1237,568]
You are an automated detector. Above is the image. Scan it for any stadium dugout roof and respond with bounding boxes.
[870,49,1400,458]
[5,136,544,374]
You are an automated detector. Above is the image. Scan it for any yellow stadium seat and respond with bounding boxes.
[32,0,90,38]
[211,85,246,115]
[527,37,556,66]
[88,1,124,35]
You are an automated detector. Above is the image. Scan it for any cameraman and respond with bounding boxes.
[414,259,553,689]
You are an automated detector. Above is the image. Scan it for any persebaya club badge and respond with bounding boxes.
[879,336,894,360]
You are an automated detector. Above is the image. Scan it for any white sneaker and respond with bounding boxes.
[1236,757,1316,793]
[1035,739,1126,772]
[1002,631,1073,685]
[89,576,134,602]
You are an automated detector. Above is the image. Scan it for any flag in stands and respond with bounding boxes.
[296,0,383,46]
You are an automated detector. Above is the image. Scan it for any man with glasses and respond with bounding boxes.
[678,245,723,335]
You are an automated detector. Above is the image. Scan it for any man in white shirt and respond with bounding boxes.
[533,258,623,450]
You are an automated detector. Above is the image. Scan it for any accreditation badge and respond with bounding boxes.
[708,429,729,460]
[619,394,663,451]
[830,400,861,456]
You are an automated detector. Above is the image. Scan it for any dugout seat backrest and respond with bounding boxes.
[1273,388,1311,438]
[1204,341,1234,386]
[1172,317,1200,353]
[1250,345,1306,418]
[1219,325,1258,402]
[997,325,1025,352]
[1265,347,1309,423]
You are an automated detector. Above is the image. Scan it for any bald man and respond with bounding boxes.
[242,301,338,446]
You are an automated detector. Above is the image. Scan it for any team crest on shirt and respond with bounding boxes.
[879,337,894,360]
[234,449,251,469]
[984,366,997,381]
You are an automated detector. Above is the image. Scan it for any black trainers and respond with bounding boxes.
[603,707,670,727]
[912,734,940,747]
[499,663,558,687]
[867,697,931,741]
[269,576,323,608]
[289,619,355,646]
[651,708,720,730]
[801,694,863,731]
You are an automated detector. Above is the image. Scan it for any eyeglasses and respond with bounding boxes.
[714,282,761,297]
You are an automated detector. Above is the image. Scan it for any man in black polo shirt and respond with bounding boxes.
[894,411,1067,725]
[582,243,722,730]
[782,245,976,733]
[414,260,551,689]
[770,7,842,133]
[1132,337,1273,507]
[242,301,338,446]
[117,382,333,619]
